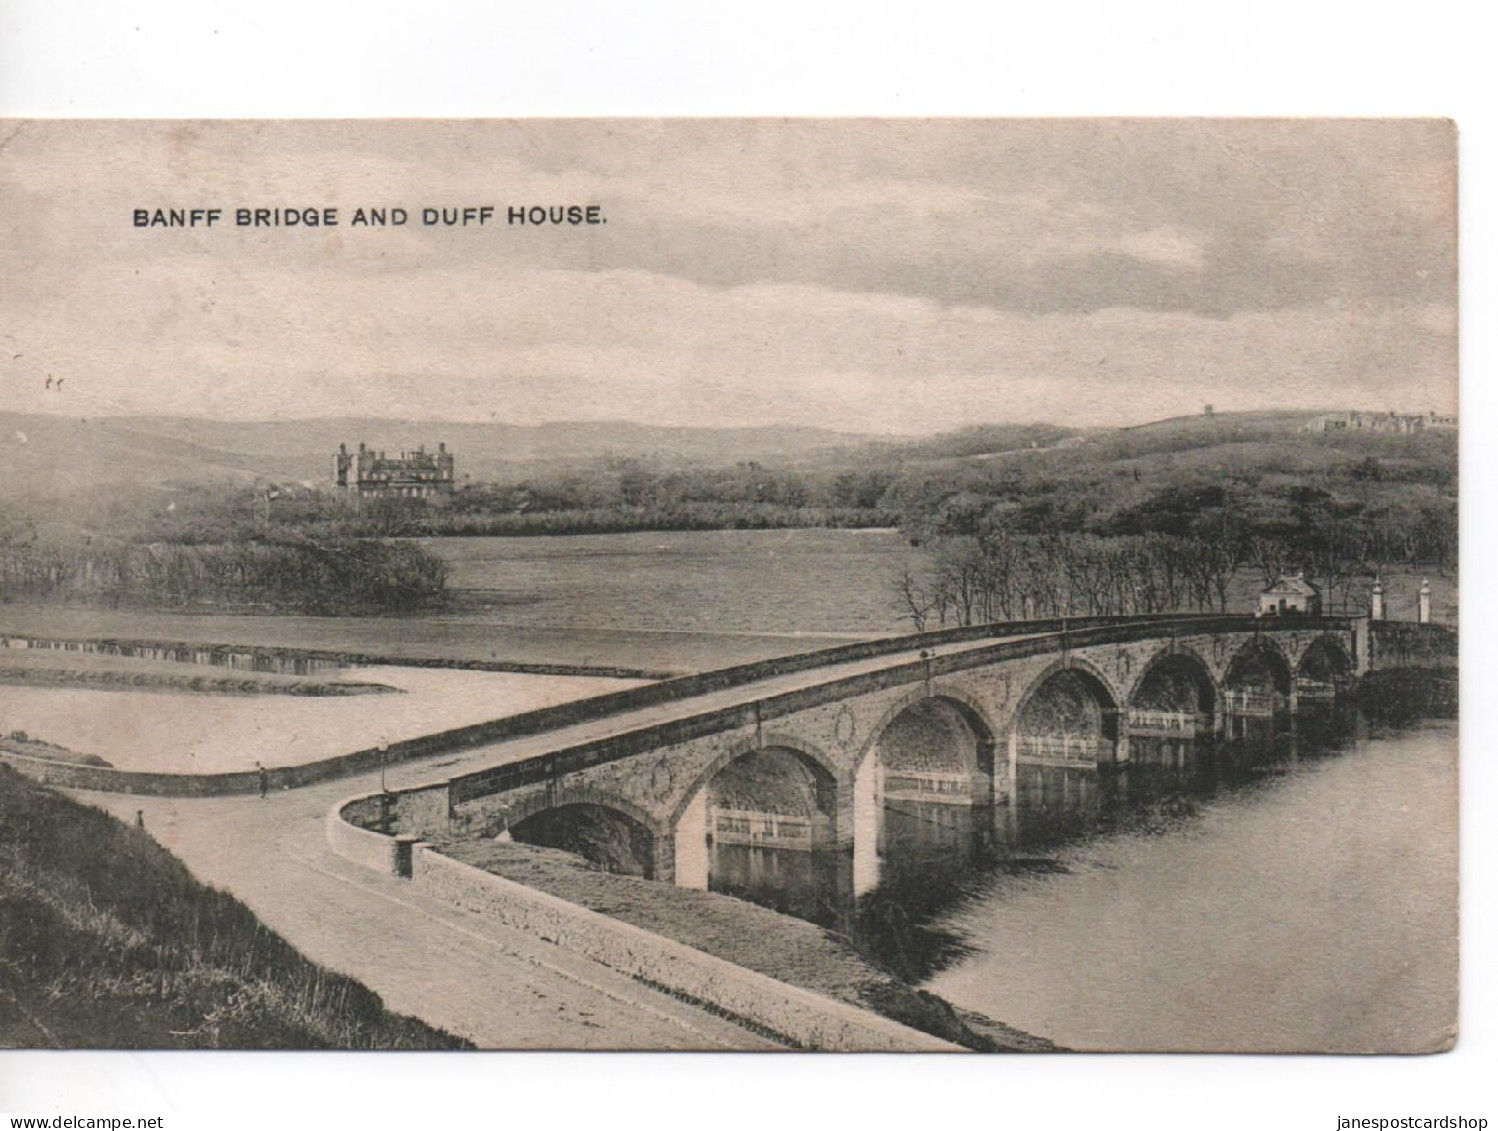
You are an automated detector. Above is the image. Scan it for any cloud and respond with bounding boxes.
[1104,227,1206,270]
[0,120,1457,433]
[0,247,1455,431]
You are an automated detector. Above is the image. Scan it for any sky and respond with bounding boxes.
[0,119,1457,434]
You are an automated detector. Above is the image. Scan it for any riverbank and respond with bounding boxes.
[0,732,108,767]
[437,838,1055,1052]
[0,649,397,697]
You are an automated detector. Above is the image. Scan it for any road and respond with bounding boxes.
[77,780,780,1050]
[330,633,1015,791]
[65,634,1028,1048]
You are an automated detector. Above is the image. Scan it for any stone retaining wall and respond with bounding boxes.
[326,795,408,875]
[324,794,956,1050]
[0,748,265,795]
[408,845,957,1051]
[1368,621,1458,670]
[1,633,665,681]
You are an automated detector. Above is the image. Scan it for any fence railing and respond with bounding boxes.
[1295,678,1338,699]
[708,807,817,846]
[1223,689,1281,715]
[881,771,972,797]
[1014,734,1101,763]
[1126,708,1211,733]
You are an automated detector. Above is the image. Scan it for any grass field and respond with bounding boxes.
[429,527,915,635]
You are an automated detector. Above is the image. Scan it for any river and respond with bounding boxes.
[703,709,1457,1053]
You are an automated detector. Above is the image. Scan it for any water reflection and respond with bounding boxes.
[700,701,1361,981]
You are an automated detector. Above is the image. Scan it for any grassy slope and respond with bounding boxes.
[0,765,469,1049]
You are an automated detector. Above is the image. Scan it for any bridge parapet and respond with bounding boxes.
[367,617,1363,837]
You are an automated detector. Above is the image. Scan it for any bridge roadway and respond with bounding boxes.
[358,632,1026,790]
[65,634,1034,1049]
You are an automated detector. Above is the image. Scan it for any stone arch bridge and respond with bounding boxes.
[370,615,1376,887]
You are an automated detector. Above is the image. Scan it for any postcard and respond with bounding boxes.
[0,119,1458,1053]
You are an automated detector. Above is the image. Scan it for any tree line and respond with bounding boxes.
[893,531,1240,630]
[0,524,449,615]
[892,480,1457,630]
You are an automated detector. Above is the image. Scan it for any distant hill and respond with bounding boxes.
[1058,409,1458,469]
[886,422,1089,461]
[0,407,1450,530]
[1118,409,1322,434]
[0,413,275,504]
[0,412,879,507]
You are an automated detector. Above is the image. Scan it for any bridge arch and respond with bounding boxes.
[506,786,666,839]
[1297,635,1353,682]
[1008,657,1123,763]
[668,732,845,831]
[850,686,1001,897]
[1225,636,1295,697]
[852,684,1000,782]
[509,794,664,878]
[670,733,845,892]
[1295,635,1354,706]
[1127,645,1221,716]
